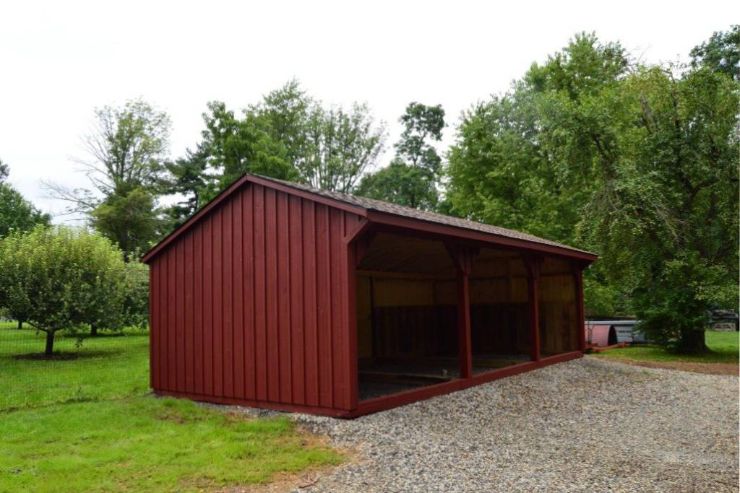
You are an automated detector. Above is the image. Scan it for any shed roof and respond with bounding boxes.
[142,173,597,263]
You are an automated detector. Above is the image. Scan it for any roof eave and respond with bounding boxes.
[365,210,598,263]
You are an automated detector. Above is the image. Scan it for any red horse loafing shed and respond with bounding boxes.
[142,174,597,418]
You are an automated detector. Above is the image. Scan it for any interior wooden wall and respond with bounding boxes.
[355,234,580,363]
[539,273,578,354]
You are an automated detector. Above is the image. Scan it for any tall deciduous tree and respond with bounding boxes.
[447,31,739,353]
[357,102,445,210]
[48,99,171,258]
[173,81,386,213]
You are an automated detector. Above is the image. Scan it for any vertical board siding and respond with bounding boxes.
[167,249,177,391]
[212,210,224,397]
[254,185,267,401]
[203,220,214,396]
[222,201,234,398]
[265,188,280,402]
[243,189,256,400]
[233,197,245,398]
[194,231,204,395]
[277,192,292,403]
[289,196,305,405]
[150,182,360,412]
[184,234,194,392]
[149,260,159,390]
[303,201,320,407]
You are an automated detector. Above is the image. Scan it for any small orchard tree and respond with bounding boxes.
[0,226,127,355]
[75,234,128,336]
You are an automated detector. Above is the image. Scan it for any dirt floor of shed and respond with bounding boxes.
[358,354,532,400]
[295,356,739,493]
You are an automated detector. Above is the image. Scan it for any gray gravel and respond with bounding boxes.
[292,357,738,493]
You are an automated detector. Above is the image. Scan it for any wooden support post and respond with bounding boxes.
[446,244,478,379]
[525,256,541,362]
[457,267,473,378]
[573,266,586,352]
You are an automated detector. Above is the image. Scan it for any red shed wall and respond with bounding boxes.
[149,182,363,413]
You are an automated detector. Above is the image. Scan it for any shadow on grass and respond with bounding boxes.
[12,349,123,361]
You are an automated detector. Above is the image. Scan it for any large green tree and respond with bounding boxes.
[447,31,739,353]
[357,102,445,210]
[171,81,386,214]
[160,145,216,228]
[48,99,171,258]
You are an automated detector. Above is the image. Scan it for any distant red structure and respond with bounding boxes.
[142,174,597,417]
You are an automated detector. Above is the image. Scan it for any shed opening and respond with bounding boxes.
[469,248,532,372]
[355,232,460,400]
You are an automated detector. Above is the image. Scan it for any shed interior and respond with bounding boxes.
[538,257,580,356]
[354,232,574,401]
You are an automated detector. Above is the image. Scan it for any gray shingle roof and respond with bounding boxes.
[256,175,595,257]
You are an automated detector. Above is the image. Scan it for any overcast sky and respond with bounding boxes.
[1,0,737,222]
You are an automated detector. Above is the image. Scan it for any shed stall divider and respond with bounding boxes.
[142,174,597,417]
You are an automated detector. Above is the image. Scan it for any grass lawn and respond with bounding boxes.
[593,330,739,373]
[0,322,341,492]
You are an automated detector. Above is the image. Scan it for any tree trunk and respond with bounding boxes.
[44,330,55,356]
[17,320,23,330]
[677,328,707,354]
[90,324,98,337]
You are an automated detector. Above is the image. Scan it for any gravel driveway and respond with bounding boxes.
[294,357,738,493]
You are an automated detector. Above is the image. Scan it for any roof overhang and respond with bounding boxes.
[142,174,597,265]
[364,210,598,264]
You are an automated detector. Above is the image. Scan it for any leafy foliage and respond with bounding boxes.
[0,182,50,239]
[447,31,739,352]
[48,99,171,258]
[0,226,127,354]
[690,25,740,81]
[90,186,161,259]
[0,158,8,183]
[169,81,386,216]
[357,102,445,210]
[160,145,214,228]
[122,261,150,329]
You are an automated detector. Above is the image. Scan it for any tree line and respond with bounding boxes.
[0,26,737,354]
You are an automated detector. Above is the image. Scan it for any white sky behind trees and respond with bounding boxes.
[1,0,737,222]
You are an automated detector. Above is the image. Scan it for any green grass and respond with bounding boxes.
[0,322,341,492]
[593,330,739,365]
[0,323,150,411]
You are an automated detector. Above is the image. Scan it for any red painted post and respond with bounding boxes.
[525,257,541,362]
[573,267,586,352]
[446,244,477,379]
[457,267,473,378]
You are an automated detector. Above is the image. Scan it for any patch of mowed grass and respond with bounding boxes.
[0,321,342,492]
[0,322,149,411]
[0,397,341,493]
[594,330,739,364]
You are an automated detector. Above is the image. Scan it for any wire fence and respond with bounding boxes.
[0,319,150,411]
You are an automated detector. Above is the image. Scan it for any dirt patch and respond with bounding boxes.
[607,357,738,375]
